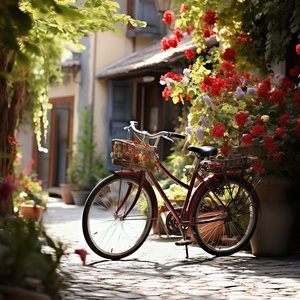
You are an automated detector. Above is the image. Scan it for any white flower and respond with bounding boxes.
[183,68,191,76]
[182,76,189,86]
[165,78,174,87]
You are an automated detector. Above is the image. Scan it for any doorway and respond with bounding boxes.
[35,97,74,188]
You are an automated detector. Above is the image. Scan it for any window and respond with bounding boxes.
[127,0,163,38]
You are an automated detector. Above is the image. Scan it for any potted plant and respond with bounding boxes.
[9,151,47,221]
[158,4,300,255]
[0,182,68,299]
[0,215,68,299]
[59,170,75,205]
[68,105,109,205]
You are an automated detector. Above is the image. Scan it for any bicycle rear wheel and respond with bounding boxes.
[191,176,258,256]
[82,173,155,260]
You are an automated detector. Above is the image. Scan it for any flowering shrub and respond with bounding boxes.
[7,151,47,210]
[160,46,300,178]
[158,2,300,179]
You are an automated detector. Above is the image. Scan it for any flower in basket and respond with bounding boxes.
[160,45,300,179]
[111,139,158,172]
[8,152,47,212]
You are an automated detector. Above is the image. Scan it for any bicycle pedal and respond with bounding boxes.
[175,239,192,246]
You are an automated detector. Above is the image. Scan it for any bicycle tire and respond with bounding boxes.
[190,176,258,256]
[82,173,155,260]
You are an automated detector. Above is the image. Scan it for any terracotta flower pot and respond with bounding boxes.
[188,211,224,244]
[250,175,299,256]
[19,205,44,222]
[60,183,74,204]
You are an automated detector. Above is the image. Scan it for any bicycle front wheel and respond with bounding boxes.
[82,173,155,260]
[191,176,258,256]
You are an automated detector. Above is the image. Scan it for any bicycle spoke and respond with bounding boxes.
[82,174,154,260]
[192,177,258,256]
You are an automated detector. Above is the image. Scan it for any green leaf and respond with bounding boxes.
[8,5,32,36]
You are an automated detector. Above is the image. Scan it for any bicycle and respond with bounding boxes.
[82,121,260,260]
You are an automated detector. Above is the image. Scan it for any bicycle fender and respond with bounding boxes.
[113,170,159,225]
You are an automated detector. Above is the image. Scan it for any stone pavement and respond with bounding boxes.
[43,196,300,300]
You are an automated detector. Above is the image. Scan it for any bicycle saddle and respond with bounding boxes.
[187,145,218,157]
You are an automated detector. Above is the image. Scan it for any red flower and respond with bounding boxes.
[134,154,140,160]
[185,49,195,60]
[185,23,194,35]
[125,151,130,157]
[280,76,295,91]
[161,37,170,51]
[220,142,229,157]
[251,124,265,136]
[173,27,184,42]
[162,11,174,25]
[252,161,265,175]
[180,5,188,13]
[203,9,217,25]
[219,61,235,72]
[294,92,300,107]
[275,127,285,137]
[296,44,300,55]
[202,28,215,38]
[270,90,285,107]
[162,87,171,100]
[177,93,182,103]
[242,134,253,145]
[279,114,291,127]
[7,135,20,146]
[236,32,253,45]
[221,48,236,61]
[263,136,279,155]
[235,112,249,127]
[257,78,271,99]
[212,123,226,138]
[168,36,179,48]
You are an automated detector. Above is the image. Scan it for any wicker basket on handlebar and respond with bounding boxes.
[204,156,258,173]
[111,139,158,172]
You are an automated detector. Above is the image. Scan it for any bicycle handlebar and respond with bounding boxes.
[125,121,185,142]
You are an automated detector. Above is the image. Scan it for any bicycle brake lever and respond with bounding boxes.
[163,135,174,143]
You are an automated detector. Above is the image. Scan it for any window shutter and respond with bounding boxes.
[106,80,133,170]
[127,0,163,38]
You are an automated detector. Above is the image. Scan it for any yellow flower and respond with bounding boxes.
[261,115,270,122]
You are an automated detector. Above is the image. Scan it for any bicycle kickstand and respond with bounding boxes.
[175,228,192,258]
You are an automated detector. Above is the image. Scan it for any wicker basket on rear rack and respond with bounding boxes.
[204,155,258,174]
[111,139,158,172]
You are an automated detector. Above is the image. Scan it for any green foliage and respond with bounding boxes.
[0,0,146,152]
[0,215,68,298]
[173,0,300,71]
